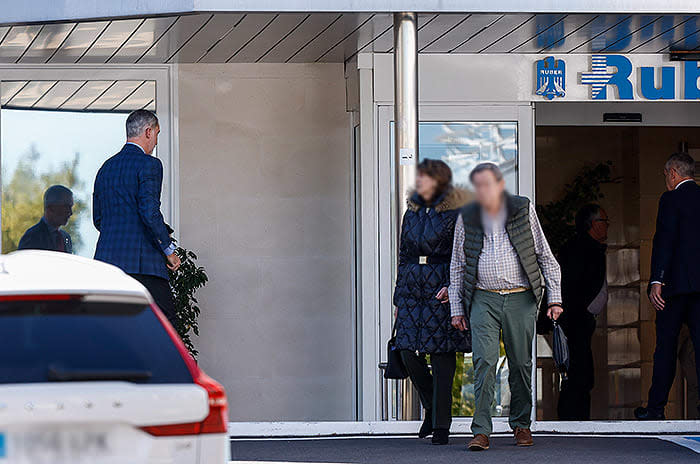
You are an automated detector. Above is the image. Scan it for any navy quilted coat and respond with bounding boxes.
[393,188,472,353]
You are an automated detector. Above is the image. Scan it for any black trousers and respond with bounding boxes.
[400,350,456,430]
[557,314,596,420]
[647,293,700,414]
[130,274,177,327]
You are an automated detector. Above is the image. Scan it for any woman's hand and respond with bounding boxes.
[436,287,449,303]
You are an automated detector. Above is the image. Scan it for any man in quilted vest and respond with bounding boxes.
[448,162,563,451]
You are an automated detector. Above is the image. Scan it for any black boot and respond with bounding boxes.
[418,415,433,438]
[431,429,449,445]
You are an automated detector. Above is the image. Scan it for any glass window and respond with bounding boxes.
[392,121,519,418]
[0,300,193,384]
[1,109,127,257]
[418,122,518,192]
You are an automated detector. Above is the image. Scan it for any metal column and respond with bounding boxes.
[394,12,419,210]
[393,12,422,422]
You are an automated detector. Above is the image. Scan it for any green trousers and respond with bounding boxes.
[470,289,537,437]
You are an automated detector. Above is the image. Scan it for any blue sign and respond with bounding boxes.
[0,433,5,458]
[580,55,634,99]
[535,56,566,100]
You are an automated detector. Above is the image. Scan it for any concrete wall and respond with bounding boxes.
[177,63,355,421]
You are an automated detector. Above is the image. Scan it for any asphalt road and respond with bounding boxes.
[230,435,699,464]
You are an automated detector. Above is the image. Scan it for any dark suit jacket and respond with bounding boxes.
[93,143,171,279]
[18,218,72,253]
[650,180,700,297]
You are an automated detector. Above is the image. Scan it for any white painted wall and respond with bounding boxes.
[177,63,355,421]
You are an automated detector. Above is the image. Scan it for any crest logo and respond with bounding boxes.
[535,56,566,100]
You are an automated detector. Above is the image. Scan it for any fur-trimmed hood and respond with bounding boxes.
[406,187,472,213]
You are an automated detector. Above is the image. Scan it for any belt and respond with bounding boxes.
[481,287,530,295]
[404,255,451,265]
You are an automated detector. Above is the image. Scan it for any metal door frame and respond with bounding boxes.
[376,102,536,428]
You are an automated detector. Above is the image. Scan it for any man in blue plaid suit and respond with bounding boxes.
[93,109,181,323]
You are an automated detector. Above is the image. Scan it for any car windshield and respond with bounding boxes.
[0,299,193,384]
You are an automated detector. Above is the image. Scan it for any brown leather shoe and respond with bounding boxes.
[514,427,533,446]
[467,434,490,451]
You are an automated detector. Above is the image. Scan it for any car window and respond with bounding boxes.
[0,300,193,384]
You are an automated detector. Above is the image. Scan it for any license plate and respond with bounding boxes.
[4,427,113,464]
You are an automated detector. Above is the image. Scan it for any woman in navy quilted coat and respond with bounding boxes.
[393,159,471,445]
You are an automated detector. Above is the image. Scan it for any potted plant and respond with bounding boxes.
[168,246,208,358]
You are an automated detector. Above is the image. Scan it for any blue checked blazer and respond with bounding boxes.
[93,143,171,279]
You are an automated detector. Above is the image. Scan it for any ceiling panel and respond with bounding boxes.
[0,13,689,73]
[287,13,373,62]
[0,25,43,62]
[60,80,114,110]
[532,14,599,52]
[18,23,76,63]
[114,80,156,111]
[1,81,28,105]
[360,13,437,55]
[416,14,470,51]
[167,13,243,62]
[137,14,211,63]
[229,13,309,62]
[198,14,278,63]
[564,15,640,53]
[87,80,143,110]
[452,14,535,53]
[107,16,178,63]
[48,21,109,63]
[421,14,501,53]
[6,81,57,107]
[33,80,85,109]
[317,14,392,62]
[480,14,561,53]
[78,19,144,63]
[257,13,341,62]
[663,17,700,52]
[630,15,699,53]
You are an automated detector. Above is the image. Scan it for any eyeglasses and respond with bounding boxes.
[593,218,610,225]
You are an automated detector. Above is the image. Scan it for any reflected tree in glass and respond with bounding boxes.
[1,144,86,253]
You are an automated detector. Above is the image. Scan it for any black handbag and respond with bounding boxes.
[384,318,409,379]
[552,320,570,381]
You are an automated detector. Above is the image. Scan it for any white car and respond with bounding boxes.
[0,250,230,464]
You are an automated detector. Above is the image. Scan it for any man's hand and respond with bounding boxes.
[451,316,468,331]
[547,304,563,321]
[649,283,665,311]
[436,287,449,303]
[167,253,181,272]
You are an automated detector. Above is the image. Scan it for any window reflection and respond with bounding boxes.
[418,122,518,193]
[1,109,127,257]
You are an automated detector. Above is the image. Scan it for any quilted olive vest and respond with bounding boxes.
[460,194,543,316]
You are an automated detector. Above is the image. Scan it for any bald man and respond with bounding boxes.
[18,185,74,253]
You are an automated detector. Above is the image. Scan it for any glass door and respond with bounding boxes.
[377,104,534,422]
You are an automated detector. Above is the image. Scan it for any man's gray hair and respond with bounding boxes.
[469,162,504,182]
[126,109,159,138]
[44,185,73,207]
[665,152,695,178]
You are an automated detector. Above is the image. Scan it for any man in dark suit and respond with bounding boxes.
[93,109,181,324]
[635,152,700,420]
[18,185,74,253]
[557,204,609,421]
